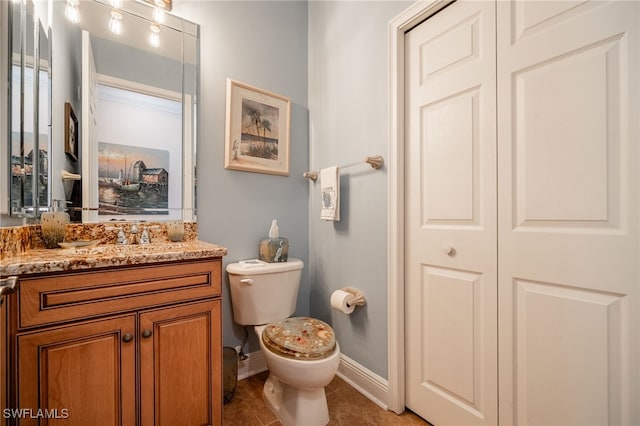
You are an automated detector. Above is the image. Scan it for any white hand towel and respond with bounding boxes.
[320,166,340,221]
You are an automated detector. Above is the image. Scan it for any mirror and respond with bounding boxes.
[7,0,51,218]
[75,0,198,223]
[5,0,198,223]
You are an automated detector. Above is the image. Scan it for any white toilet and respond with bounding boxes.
[226,258,340,426]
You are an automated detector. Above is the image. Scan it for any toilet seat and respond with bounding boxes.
[262,317,336,360]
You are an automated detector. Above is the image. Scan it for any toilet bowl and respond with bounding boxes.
[226,259,340,426]
[256,323,340,426]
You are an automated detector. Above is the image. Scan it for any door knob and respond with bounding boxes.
[122,333,134,343]
[142,329,153,338]
[443,245,456,256]
[0,276,18,306]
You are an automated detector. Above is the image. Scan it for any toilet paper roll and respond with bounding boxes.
[331,289,356,314]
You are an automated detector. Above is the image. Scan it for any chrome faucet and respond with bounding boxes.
[108,223,137,245]
[129,223,139,245]
[108,222,155,245]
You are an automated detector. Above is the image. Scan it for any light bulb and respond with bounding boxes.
[110,0,123,8]
[109,10,123,35]
[149,23,160,48]
[153,6,165,24]
[64,0,79,24]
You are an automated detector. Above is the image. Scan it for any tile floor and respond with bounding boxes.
[223,371,432,425]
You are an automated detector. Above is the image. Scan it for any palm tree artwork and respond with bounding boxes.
[240,98,280,160]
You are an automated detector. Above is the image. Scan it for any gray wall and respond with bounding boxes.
[172,1,309,353]
[91,36,183,93]
[1,0,412,382]
[307,1,411,378]
[175,0,411,378]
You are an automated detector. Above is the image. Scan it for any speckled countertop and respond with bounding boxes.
[0,240,228,276]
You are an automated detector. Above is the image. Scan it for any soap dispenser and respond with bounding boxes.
[40,200,70,249]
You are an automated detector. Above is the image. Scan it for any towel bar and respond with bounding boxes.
[303,155,384,182]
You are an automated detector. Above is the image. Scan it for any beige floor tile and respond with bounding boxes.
[223,372,430,426]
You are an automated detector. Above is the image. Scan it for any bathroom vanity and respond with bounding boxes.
[0,241,227,426]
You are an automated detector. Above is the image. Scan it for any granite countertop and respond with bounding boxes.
[0,240,228,276]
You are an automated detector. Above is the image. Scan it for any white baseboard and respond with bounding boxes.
[336,353,390,410]
[237,350,390,411]
[237,349,268,381]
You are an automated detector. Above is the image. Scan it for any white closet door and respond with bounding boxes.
[404,2,497,424]
[497,1,640,425]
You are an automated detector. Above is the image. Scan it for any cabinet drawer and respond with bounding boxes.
[18,259,221,329]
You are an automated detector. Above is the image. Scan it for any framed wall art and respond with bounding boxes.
[64,102,78,161]
[92,83,183,222]
[225,79,291,176]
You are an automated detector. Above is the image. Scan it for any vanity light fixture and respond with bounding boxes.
[109,10,123,35]
[153,0,166,24]
[143,0,172,11]
[64,0,80,24]
[149,23,160,47]
[110,0,123,8]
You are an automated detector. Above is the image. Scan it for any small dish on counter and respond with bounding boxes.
[58,239,102,249]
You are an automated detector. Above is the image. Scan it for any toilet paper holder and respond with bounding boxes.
[342,287,366,307]
[331,287,366,314]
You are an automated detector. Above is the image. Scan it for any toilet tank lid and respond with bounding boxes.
[226,258,304,275]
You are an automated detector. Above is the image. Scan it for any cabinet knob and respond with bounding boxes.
[443,245,456,256]
[122,333,134,343]
[142,329,153,339]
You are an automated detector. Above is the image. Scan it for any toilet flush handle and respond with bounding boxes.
[240,278,254,285]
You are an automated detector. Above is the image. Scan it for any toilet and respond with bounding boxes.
[226,258,340,426]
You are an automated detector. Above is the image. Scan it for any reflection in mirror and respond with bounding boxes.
[48,0,198,223]
[8,0,51,218]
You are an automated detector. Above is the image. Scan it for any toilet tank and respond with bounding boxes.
[226,258,304,325]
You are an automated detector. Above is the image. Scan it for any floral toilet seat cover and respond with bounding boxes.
[262,317,336,360]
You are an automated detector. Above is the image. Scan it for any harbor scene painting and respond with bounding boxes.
[98,142,170,216]
[10,132,49,208]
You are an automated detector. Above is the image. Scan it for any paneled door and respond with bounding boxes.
[405,0,639,424]
[404,1,498,425]
[497,1,639,424]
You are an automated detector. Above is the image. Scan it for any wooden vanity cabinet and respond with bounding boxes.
[6,258,222,426]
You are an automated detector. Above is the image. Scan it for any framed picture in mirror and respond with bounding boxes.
[225,79,291,176]
[64,102,78,161]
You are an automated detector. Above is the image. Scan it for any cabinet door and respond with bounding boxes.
[140,299,221,426]
[17,315,136,426]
